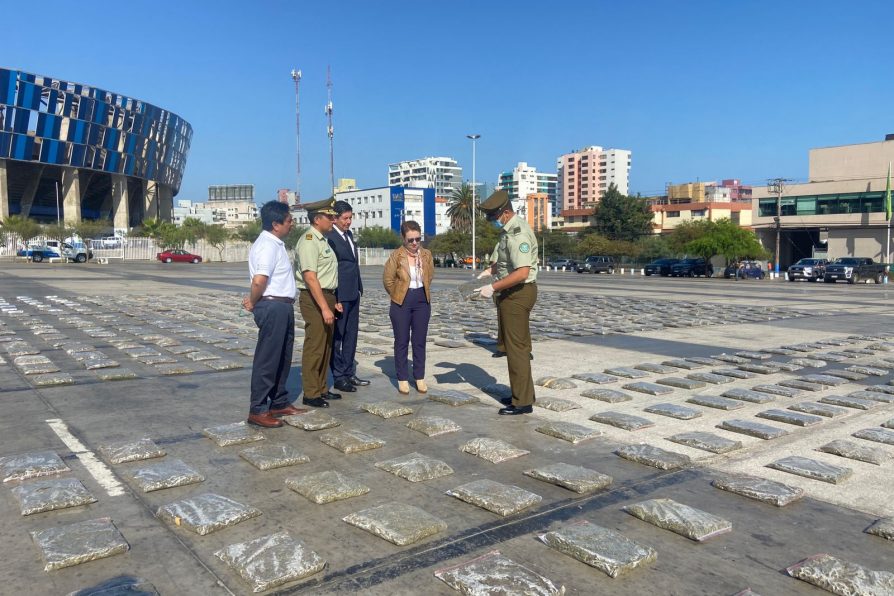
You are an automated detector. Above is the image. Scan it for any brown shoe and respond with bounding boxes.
[247,412,283,428]
[269,404,307,417]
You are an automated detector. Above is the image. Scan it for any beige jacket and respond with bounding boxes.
[383,246,434,305]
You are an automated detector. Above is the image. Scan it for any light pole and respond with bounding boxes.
[467,134,480,270]
[290,68,301,204]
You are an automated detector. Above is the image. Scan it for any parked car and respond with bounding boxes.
[547,258,577,270]
[823,257,886,284]
[95,234,124,248]
[434,256,457,267]
[670,258,713,277]
[729,260,765,280]
[644,258,680,276]
[576,255,615,274]
[787,258,828,282]
[157,249,202,264]
[17,239,91,263]
[17,243,61,263]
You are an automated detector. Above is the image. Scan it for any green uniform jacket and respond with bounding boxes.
[295,226,338,290]
[495,215,538,284]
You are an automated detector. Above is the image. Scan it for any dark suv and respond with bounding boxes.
[644,258,680,276]
[576,256,615,274]
[670,258,713,277]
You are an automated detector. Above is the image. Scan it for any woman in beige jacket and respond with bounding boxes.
[382,221,434,394]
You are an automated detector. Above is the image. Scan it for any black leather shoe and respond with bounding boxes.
[302,397,329,408]
[491,351,506,358]
[333,380,356,392]
[325,391,342,400]
[349,375,370,386]
[499,397,512,406]
[498,405,533,415]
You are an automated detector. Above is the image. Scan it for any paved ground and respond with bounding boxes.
[0,261,892,595]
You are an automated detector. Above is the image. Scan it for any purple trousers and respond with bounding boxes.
[389,287,430,381]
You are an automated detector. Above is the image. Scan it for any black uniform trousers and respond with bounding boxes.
[330,297,360,382]
[250,300,295,414]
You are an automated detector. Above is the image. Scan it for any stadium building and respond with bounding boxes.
[0,68,192,229]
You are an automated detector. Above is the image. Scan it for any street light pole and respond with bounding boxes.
[467,134,480,271]
[767,178,789,275]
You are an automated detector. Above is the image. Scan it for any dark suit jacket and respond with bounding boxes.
[326,229,363,301]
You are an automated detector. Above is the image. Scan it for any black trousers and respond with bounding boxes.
[389,288,430,381]
[250,300,294,413]
[331,297,360,382]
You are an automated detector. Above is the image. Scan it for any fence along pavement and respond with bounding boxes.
[2,234,394,265]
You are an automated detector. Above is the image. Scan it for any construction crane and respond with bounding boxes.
[290,68,302,205]
[325,65,335,195]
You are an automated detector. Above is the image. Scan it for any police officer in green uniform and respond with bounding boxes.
[476,190,539,415]
[296,198,343,407]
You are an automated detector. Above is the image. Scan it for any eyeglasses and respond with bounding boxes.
[405,238,421,244]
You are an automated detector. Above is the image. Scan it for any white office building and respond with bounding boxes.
[387,157,462,199]
[496,162,558,218]
[173,199,255,228]
[296,186,437,238]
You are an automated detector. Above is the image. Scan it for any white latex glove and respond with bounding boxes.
[476,268,492,280]
[477,284,495,299]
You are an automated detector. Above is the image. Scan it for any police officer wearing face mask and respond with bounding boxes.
[475,190,539,415]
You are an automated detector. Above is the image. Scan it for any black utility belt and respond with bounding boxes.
[261,296,295,304]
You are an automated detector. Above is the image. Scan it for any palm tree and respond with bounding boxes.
[447,183,476,233]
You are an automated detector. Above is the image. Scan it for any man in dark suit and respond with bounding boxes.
[326,200,371,393]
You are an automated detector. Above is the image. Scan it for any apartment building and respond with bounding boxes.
[557,146,631,211]
[387,157,462,200]
[496,162,558,217]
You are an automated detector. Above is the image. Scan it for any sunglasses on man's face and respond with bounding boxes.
[405,237,421,244]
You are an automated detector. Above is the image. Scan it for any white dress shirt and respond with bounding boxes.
[333,226,356,257]
[248,230,297,298]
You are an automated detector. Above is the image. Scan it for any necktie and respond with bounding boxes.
[346,230,356,258]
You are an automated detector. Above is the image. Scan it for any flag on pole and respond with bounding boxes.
[886,162,892,221]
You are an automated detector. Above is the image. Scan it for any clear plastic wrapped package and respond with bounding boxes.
[460,438,529,463]
[667,432,742,454]
[361,401,414,419]
[31,517,129,571]
[534,397,581,412]
[239,444,310,471]
[534,422,601,444]
[712,474,804,507]
[203,422,265,447]
[1,450,70,482]
[767,456,852,484]
[343,502,447,545]
[540,521,656,578]
[589,412,655,431]
[319,429,385,454]
[865,518,894,541]
[405,416,461,437]
[535,376,577,390]
[524,463,612,494]
[131,459,204,492]
[285,470,370,504]
[157,493,261,535]
[615,444,691,470]
[375,452,454,482]
[435,550,564,596]
[446,479,541,516]
[11,477,97,515]
[818,440,890,465]
[99,437,166,464]
[216,532,326,593]
[283,410,341,431]
[786,553,894,594]
[623,498,731,541]
[427,389,479,406]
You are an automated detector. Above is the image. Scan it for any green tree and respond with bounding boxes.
[155,222,183,249]
[356,225,401,248]
[180,217,208,246]
[233,219,262,242]
[636,234,673,261]
[42,222,72,247]
[475,216,501,260]
[204,224,231,262]
[446,183,475,233]
[131,218,167,239]
[540,230,576,260]
[592,183,654,241]
[428,229,468,263]
[683,218,767,263]
[72,219,110,243]
[1,215,42,246]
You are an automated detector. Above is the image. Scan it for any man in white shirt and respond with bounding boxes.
[242,201,305,427]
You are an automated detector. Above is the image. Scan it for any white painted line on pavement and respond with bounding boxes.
[46,418,126,497]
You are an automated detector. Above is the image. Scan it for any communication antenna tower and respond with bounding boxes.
[290,68,302,205]
[325,65,335,194]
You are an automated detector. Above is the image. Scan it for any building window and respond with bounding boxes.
[667,211,680,217]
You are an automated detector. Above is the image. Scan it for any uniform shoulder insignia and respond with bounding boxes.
[511,228,521,235]
[305,234,313,240]
[519,242,530,253]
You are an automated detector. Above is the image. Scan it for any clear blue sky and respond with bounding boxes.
[3,0,891,202]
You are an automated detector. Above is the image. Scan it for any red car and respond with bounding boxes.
[157,249,202,264]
